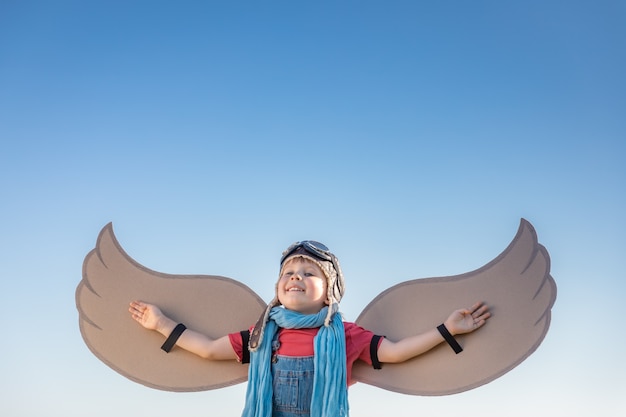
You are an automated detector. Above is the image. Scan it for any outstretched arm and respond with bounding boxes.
[129,301,237,361]
[377,302,491,363]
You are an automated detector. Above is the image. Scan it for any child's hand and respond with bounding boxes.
[129,300,165,331]
[444,301,491,335]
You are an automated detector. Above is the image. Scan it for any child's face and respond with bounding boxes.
[277,258,329,315]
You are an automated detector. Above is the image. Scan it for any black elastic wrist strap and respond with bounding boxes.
[437,324,463,354]
[370,335,384,369]
[161,323,187,353]
[240,330,251,364]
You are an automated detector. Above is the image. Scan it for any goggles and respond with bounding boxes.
[281,240,334,265]
[281,240,340,280]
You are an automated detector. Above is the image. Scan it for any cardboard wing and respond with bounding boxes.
[76,223,266,392]
[353,219,557,395]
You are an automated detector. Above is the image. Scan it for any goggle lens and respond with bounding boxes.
[280,240,332,265]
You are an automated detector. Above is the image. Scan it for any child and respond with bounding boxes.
[129,240,490,417]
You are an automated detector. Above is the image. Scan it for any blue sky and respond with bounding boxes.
[1,1,624,416]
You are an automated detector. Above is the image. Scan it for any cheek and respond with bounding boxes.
[276,277,288,297]
[316,280,329,297]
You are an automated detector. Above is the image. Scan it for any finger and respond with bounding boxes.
[128,303,144,315]
[477,311,491,321]
[129,309,141,322]
[472,314,490,328]
[472,303,489,317]
[465,301,483,314]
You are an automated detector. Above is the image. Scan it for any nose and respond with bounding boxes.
[290,273,302,280]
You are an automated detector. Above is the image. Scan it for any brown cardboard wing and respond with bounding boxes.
[76,223,266,392]
[353,219,557,396]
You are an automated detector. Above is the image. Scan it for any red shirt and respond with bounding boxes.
[229,322,381,386]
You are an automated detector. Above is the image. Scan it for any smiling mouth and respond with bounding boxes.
[287,287,304,292]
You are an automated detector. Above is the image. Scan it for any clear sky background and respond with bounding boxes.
[1,1,624,416]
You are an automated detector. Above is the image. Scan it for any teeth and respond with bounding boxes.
[288,288,304,292]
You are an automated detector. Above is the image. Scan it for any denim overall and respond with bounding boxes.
[271,355,315,417]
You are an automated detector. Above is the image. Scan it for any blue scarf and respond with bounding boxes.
[241,306,349,417]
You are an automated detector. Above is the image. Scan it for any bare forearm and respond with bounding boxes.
[376,302,491,364]
[130,301,236,361]
[155,317,235,360]
[377,328,445,363]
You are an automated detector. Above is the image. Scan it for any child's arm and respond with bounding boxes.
[377,301,490,363]
[129,300,237,361]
